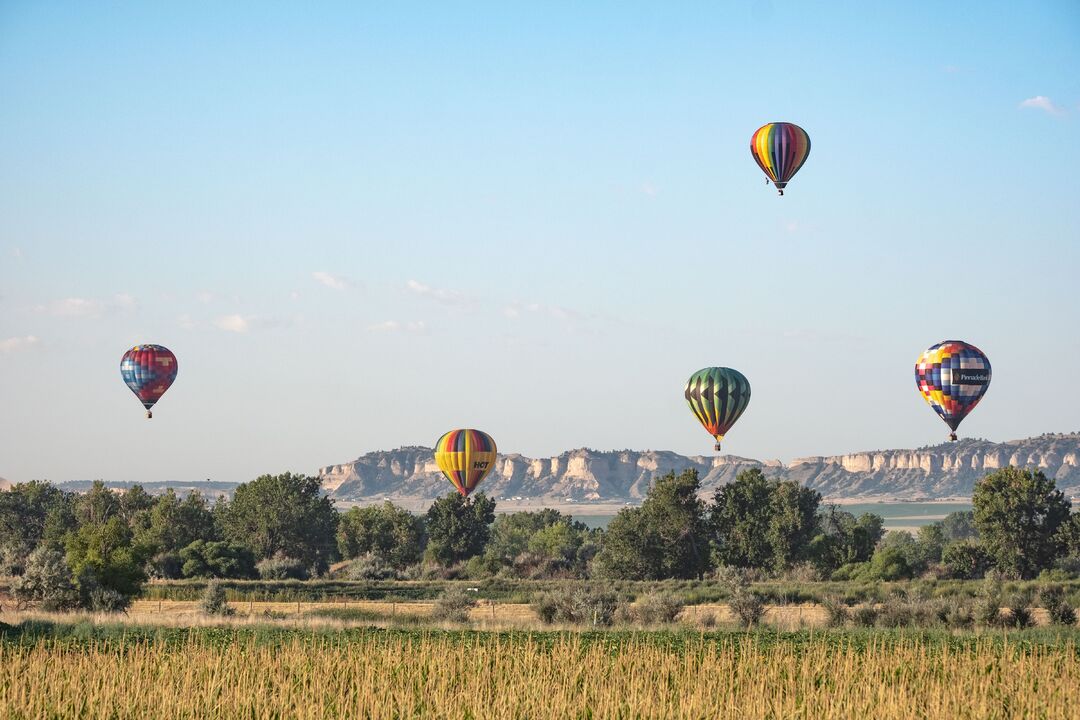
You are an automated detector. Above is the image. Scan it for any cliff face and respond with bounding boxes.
[319,433,1080,502]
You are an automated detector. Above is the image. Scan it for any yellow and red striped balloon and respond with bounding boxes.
[750,122,811,195]
[434,429,497,498]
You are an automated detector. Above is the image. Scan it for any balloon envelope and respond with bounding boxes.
[684,367,751,451]
[915,340,991,438]
[120,344,178,417]
[750,122,811,195]
[434,429,497,497]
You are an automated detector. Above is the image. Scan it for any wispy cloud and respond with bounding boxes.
[36,294,136,319]
[213,313,296,333]
[406,280,468,306]
[312,271,352,291]
[195,291,215,304]
[214,314,250,333]
[1019,95,1065,115]
[502,301,581,322]
[0,335,39,354]
[367,320,428,333]
[10,247,23,259]
[177,314,196,330]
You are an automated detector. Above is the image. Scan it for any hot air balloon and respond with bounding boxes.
[750,122,811,196]
[915,340,991,441]
[685,367,751,452]
[434,429,497,498]
[120,344,178,418]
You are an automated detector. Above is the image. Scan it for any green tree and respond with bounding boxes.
[64,516,148,609]
[337,501,425,569]
[972,467,1070,578]
[136,490,218,555]
[941,541,991,579]
[0,481,76,567]
[766,481,821,571]
[75,481,122,527]
[118,485,155,531]
[710,469,774,568]
[217,473,338,573]
[179,540,257,579]
[942,510,978,541]
[595,469,711,580]
[424,493,496,566]
[808,507,884,571]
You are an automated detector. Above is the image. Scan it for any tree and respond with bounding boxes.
[808,508,884,572]
[972,467,1070,578]
[766,481,821,571]
[75,480,122,527]
[942,510,978,541]
[0,481,76,562]
[710,469,774,568]
[64,516,148,609]
[337,501,425,569]
[595,469,711,580]
[941,541,991,579]
[482,509,593,577]
[217,473,338,573]
[179,540,257,579]
[10,547,79,611]
[135,490,218,556]
[424,493,496,566]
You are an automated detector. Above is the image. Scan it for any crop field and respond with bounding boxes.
[2,623,1078,719]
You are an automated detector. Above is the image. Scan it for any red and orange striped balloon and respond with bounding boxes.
[750,122,811,196]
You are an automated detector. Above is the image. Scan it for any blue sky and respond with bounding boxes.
[1,1,1078,485]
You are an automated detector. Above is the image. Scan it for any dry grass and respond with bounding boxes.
[1,630,1077,718]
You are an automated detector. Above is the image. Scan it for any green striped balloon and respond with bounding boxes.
[684,367,751,452]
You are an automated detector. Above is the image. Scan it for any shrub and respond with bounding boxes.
[200,581,234,616]
[10,547,79,611]
[941,542,991,580]
[1038,585,1077,626]
[632,592,684,625]
[87,586,130,613]
[851,605,879,628]
[431,588,477,623]
[728,588,766,628]
[785,562,821,583]
[975,572,1004,627]
[532,586,620,626]
[256,554,309,581]
[821,597,849,628]
[345,554,397,581]
[148,552,183,580]
[1004,590,1035,629]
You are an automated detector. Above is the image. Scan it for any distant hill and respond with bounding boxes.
[0,477,11,492]
[319,433,1080,504]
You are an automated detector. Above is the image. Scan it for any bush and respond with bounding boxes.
[87,586,130,613]
[821,597,849,628]
[1039,585,1078,626]
[345,554,397,581]
[431,588,477,623]
[728,588,766,628]
[941,542,991,580]
[975,572,1004,627]
[10,547,79,611]
[256,554,309,581]
[1004,589,1035,629]
[631,592,684,625]
[200,581,234,616]
[532,586,620,627]
[148,552,183,580]
[851,605,879,628]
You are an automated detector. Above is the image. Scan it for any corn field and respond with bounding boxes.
[2,629,1078,719]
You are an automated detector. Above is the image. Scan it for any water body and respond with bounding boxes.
[570,502,974,532]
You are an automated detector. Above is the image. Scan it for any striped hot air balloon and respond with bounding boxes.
[434,429,498,498]
[685,367,751,452]
[915,341,991,441]
[750,122,811,196]
[120,344,178,418]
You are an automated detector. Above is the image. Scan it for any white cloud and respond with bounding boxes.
[641,182,658,197]
[177,314,196,330]
[36,294,137,318]
[0,335,39,354]
[289,290,301,301]
[406,279,467,305]
[1019,96,1064,115]
[214,314,250,333]
[196,291,215,304]
[502,300,580,322]
[312,271,351,290]
[367,320,427,333]
[10,247,23,259]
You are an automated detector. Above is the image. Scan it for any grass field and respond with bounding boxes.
[2,622,1078,719]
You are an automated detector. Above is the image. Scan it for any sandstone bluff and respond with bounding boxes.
[319,433,1080,503]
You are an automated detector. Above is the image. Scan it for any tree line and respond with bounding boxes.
[2,466,1078,611]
